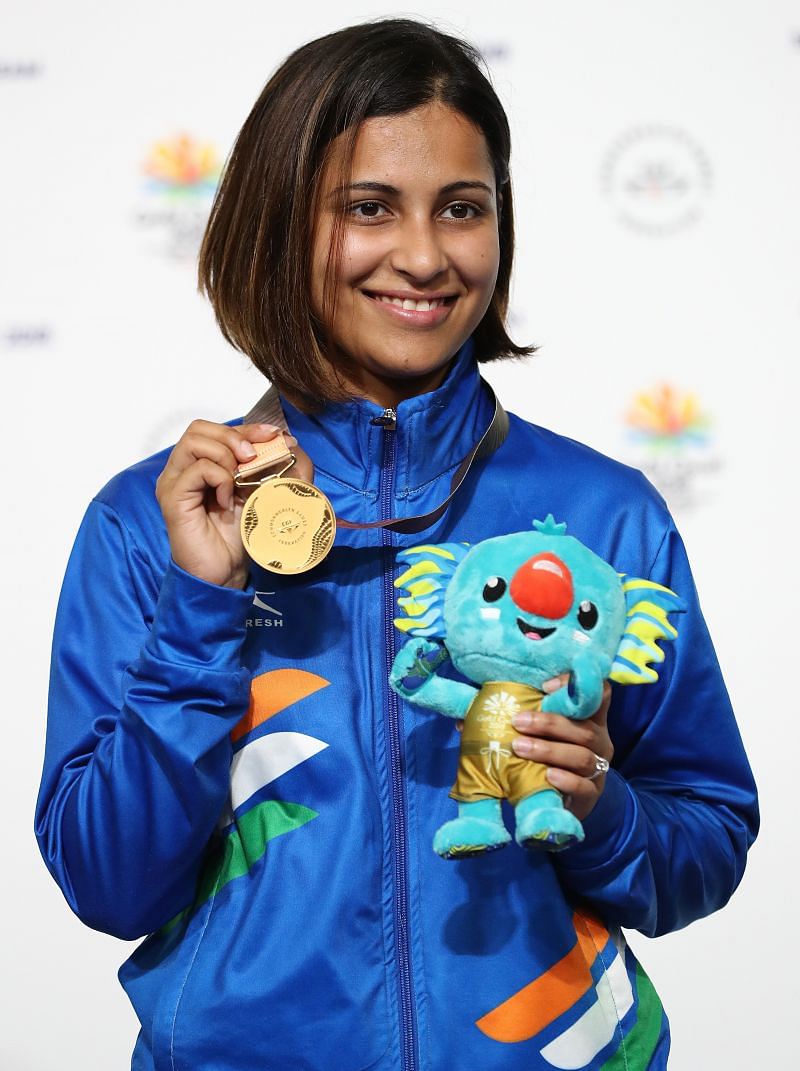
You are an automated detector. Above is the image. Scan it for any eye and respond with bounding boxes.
[482,576,507,602]
[349,201,389,220]
[440,201,480,221]
[577,601,598,630]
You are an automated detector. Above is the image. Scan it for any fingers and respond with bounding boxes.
[542,672,570,694]
[158,420,301,510]
[164,421,282,478]
[510,684,615,822]
[511,709,599,747]
[543,765,603,821]
[165,457,239,513]
[511,734,606,779]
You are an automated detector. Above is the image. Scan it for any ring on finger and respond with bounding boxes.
[588,754,610,781]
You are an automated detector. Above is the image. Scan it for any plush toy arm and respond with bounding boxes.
[541,649,605,720]
[389,638,477,719]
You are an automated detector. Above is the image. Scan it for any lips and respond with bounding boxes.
[362,289,457,327]
[364,290,457,309]
[517,618,556,641]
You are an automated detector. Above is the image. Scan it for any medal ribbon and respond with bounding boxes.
[240,380,509,536]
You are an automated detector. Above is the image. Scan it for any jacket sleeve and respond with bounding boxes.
[553,520,759,937]
[34,498,253,940]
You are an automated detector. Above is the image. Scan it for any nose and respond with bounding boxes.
[510,553,574,619]
[390,215,449,283]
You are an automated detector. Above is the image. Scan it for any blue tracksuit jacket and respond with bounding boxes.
[35,342,758,1071]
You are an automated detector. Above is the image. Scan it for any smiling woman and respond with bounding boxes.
[310,102,502,406]
[35,17,758,1071]
[197,19,533,412]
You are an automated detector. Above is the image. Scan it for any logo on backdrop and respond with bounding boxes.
[132,133,221,261]
[0,60,43,79]
[1,324,52,349]
[478,43,511,65]
[623,383,722,510]
[601,126,712,234]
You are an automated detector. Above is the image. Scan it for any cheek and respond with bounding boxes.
[457,234,501,291]
[337,231,387,283]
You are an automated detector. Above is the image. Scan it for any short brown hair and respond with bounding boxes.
[198,18,535,411]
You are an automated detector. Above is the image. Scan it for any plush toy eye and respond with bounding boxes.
[577,601,598,629]
[482,576,507,602]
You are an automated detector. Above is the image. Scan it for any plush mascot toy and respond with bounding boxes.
[389,516,685,858]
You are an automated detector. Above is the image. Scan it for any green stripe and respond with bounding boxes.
[599,963,663,1070]
[162,799,318,934]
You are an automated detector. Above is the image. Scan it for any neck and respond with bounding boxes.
[335,360,454,411]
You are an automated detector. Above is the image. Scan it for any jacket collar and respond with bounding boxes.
[279,339,495,499]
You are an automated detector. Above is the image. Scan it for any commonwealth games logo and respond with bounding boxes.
[133,133,222,260]
[623,384,721,510]
[627,384,710,449]
[142,134,219,197]
[601,125,712,235]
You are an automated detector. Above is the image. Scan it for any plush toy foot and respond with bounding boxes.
[514,790,585,852]
[433,799,511,859]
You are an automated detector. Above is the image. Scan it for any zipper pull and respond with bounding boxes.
[370,407,397,430]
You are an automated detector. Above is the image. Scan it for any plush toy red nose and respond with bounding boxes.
[510,553,574,619]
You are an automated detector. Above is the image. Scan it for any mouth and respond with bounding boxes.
[517,618,557,641]
[362,290,458,324]
[365,291,457,311]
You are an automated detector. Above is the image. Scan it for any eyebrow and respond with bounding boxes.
[329,180,494,198]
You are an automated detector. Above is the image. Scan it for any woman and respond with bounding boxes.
[35,19,758,1071]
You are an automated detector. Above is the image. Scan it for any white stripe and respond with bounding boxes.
[540,953,634,1069]
[229,731,328,812]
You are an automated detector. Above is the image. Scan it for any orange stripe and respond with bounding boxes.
[232,668,330,742]
[475,912,609,1044]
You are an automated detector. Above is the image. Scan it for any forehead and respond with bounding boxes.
[325,102,495,189]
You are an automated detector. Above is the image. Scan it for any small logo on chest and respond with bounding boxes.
[247,591,284,628]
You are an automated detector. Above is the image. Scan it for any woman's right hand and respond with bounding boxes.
[156,420,312,590]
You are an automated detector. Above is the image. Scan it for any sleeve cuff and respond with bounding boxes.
[144,559,254,671]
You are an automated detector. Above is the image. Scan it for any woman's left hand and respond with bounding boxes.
[510,679,613,821]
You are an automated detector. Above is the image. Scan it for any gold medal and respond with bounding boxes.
[240,476,336,574]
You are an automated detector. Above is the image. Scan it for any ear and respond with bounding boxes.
[393,542,470,640]
[609,578,687,685]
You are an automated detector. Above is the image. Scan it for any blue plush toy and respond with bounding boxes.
[389,516,685,858]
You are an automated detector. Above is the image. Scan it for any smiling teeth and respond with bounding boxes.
[376,295,445,311]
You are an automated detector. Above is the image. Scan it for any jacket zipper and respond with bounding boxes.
[375,406,418,1071]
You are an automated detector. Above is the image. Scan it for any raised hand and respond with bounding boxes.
[156,421,313,589]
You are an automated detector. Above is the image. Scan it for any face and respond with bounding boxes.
[311,101,501,408]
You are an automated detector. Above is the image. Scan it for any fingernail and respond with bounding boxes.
[546,768,567,788]
[511,713,532,730]
[240,442,257,459]
[259,423,279,433]
[511,737,533,757]
[542,677,561,694]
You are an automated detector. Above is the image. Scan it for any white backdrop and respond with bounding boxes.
[2,1,797,1067]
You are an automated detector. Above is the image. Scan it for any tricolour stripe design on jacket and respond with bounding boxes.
[165,669,330,932]
[476,912,663,1068]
